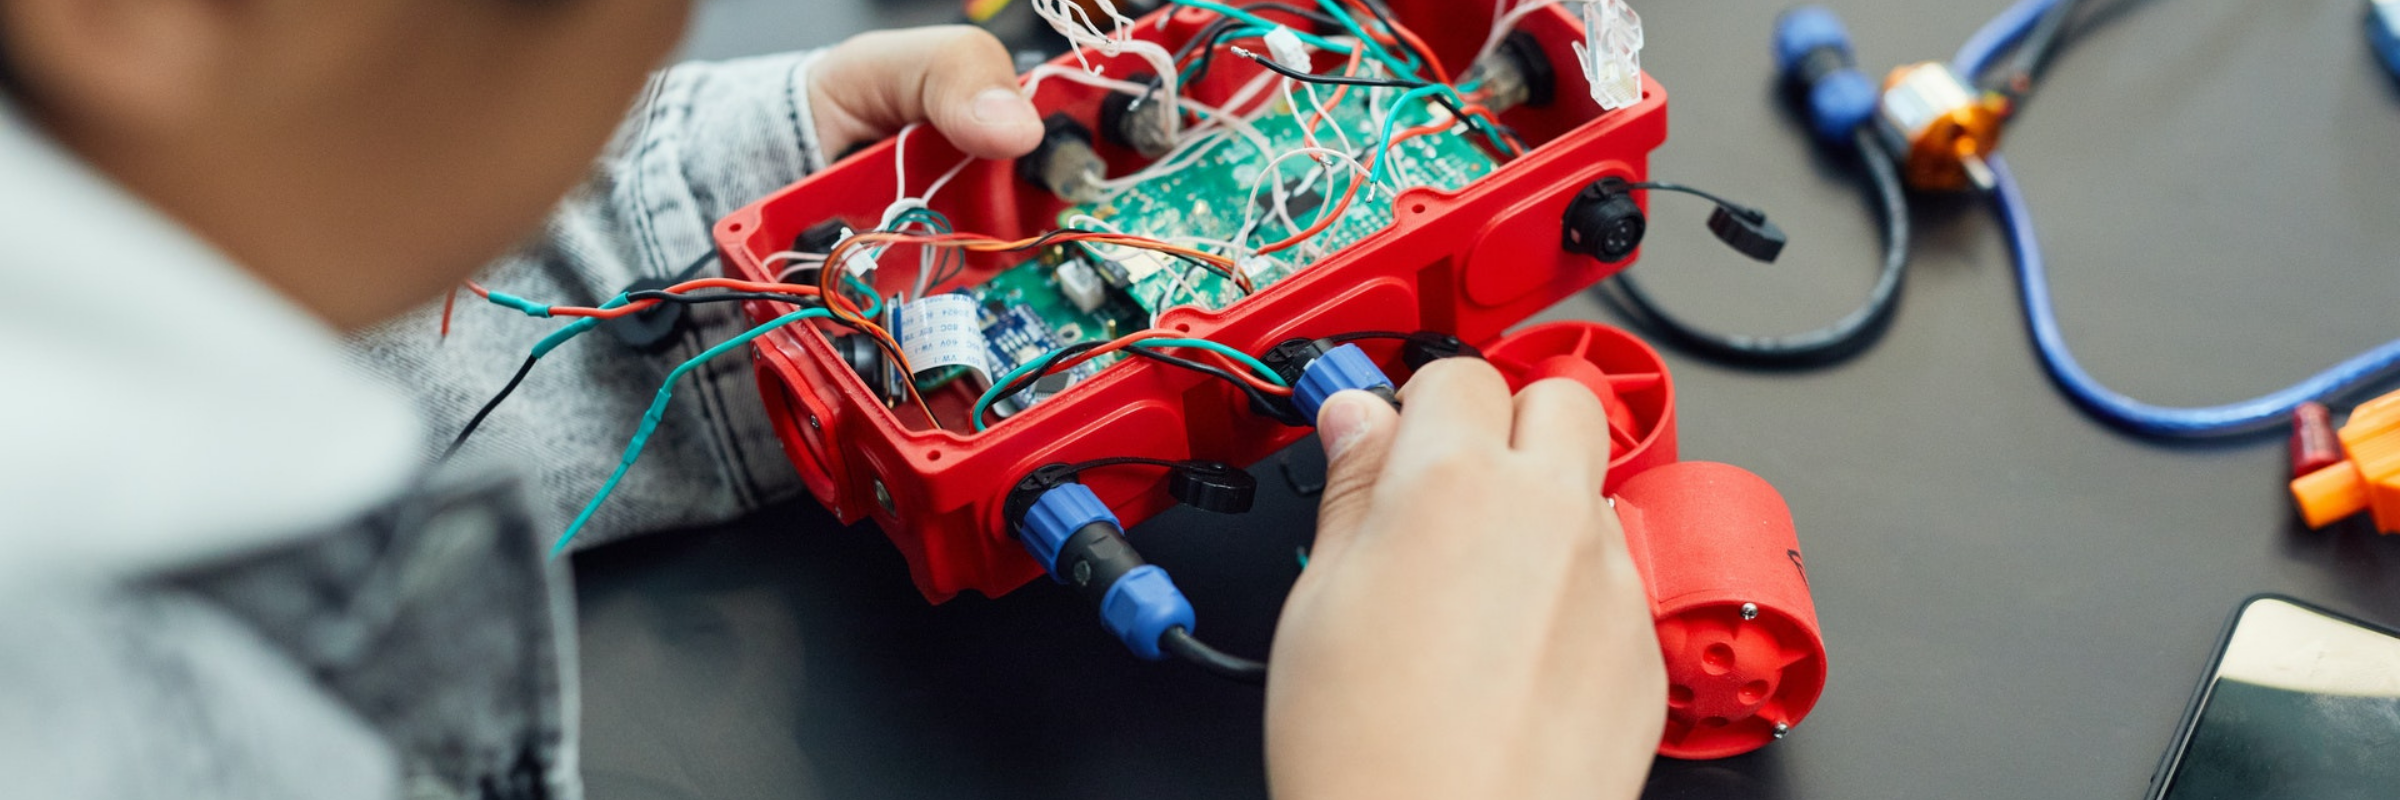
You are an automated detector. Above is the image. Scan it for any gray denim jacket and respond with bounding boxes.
[0,50,832,800]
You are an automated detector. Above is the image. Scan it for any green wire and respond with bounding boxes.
[1311,0,1421,81]
[1368,84,1451,186]
[552,307,836,557]
[971,338,1290,432]
[1168,0,1417,77]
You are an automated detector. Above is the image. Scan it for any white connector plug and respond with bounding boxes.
[1263,26,1314,74]
[1571,0,1644,111]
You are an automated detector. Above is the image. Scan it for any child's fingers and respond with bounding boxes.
[810,26,1043,161]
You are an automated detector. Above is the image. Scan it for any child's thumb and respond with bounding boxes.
[809,26,1043,161]
[1309,391,1398,565]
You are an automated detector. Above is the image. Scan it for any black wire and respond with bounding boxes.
[439,355,537,464]
[1606,128,1912,366]
[1124,347,1304,424]
[1161,626,1267,685]
[1172,3,1346,91]
[1348,0,1437,75]
[986,340,1112,424]
[1237,52,1506,153]
[625,290,821,307]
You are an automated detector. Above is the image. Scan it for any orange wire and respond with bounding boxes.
[440,284,459,340]
[1347,0,1450,84]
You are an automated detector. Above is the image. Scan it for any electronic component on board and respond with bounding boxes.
[1018,114,1107,203]
[1055,259,1108,314]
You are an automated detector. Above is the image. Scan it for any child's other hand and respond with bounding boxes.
[808,26,1044,161]
[1265,360,1667,800]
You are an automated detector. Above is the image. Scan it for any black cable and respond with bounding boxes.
[1606,128,1911,365]
[1619,181,1768,222]
[1161,626,1268,684]
[439,355,537,464]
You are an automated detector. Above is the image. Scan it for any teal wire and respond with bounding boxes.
[1168,0,1414,76]
[1368,84,1449,185]
[970,338,1291,432]
[550,307,835,557]
[1312,0,1420,80]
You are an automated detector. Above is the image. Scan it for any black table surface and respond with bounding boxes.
[575,1,2400,797]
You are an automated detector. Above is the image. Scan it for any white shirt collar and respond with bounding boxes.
[0,99,424,585]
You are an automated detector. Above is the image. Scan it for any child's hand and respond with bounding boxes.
[1265,360,1667,800]
[808,26,1045,161]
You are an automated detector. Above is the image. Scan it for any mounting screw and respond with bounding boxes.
[1773,722,1790,739]
[1740,602,1759,621]
[808,415,821,430]
[873,479,895,515]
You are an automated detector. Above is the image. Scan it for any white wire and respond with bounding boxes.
[1029,0,1184,124]
[765,250,831,283]
[1232,146,1378,248]
[1474,0,1577,69]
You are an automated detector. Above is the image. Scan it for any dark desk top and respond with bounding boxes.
[576,1,2400,797]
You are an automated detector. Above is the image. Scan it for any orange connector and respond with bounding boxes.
[2290,391,2400,532]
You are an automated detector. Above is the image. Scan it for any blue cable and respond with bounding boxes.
[1959,0,2400,435]
[551,307,834,556]
[1952,0,2059,77]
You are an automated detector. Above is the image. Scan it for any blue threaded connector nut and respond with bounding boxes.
[1294,343,1396,422]
[1018,482,1117,578]
[1101,565,1197,660]
[1014,481,1200,660]
[1774,6,1878,144]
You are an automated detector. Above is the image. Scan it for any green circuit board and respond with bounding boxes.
[1062,89,1501,314]
[925,88,1502,400]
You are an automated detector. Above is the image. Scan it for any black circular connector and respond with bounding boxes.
[1562,178,1648,263]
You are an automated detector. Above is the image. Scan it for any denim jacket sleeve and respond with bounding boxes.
[348,50,833,551]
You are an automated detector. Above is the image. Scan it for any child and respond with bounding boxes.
[0,2,1663,798]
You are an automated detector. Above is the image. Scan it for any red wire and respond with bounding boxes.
[542,278,822,320]
[1257,120,1449,255]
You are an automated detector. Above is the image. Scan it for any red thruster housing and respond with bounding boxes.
[715,1,1669,601]
[1489,323,1827,758]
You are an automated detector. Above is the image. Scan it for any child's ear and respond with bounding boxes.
[1,0,235,130]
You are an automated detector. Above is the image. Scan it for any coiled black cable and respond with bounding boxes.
[1606,127,1910,365]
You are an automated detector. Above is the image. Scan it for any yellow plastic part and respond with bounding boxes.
[2291,390,2400,532]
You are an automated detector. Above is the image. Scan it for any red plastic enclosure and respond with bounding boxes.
[716,1,1670,603]
[1487,322,1827,759]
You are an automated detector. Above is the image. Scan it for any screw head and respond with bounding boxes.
[808,415,822,430]
[1072,560,1093,587]
[1740,602,1759,621]
[873,479,895,515]
[1772,722,1790,739]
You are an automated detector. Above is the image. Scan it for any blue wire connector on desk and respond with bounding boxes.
[2373,0,2400,77]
